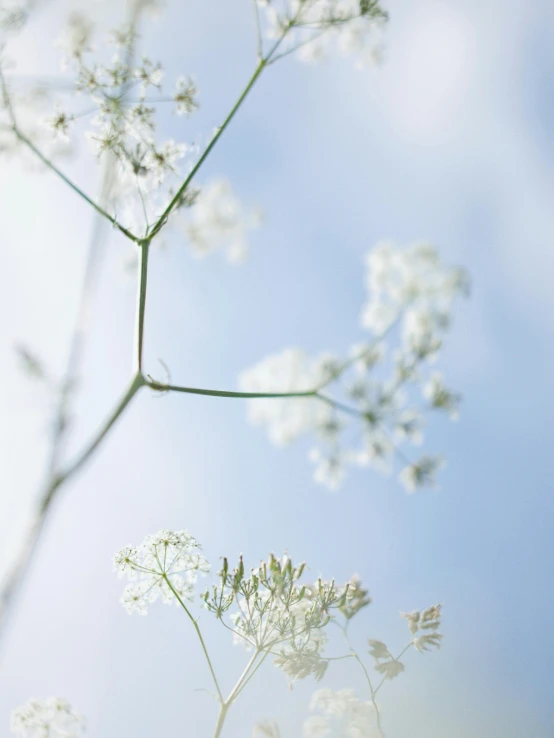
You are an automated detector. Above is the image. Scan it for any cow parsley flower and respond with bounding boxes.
[113,530,210,614]
[173,76,199,116]
[240,242,467,491]
[10,698,84,738]
[304,688,379,738]
[180,178,262,263]
[257,0,387,67]
[239,349,338,445]
[399,455,444,493]
[203,553,354,684]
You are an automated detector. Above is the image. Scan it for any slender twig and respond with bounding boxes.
[231,649,270,701]
[163,575,224,703]
[134,240,150,373]
[148,58,267,239]
[373,642,413,696]
[0,372,144,638]
[339,623,385,738]
[252,0,264,59]
[146,379,317,400]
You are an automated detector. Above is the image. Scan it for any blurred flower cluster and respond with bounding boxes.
[256,0,387,65]
[10,697,84,738]
[240,240,469,491]
[303,688,379,738]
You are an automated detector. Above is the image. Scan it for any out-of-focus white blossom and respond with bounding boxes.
[257,0,387,67]
[423,372,460,419]
[10,697,84,738]
[239,349,339,445]
[240,242,468,491]
[113,529,210,614]
[173,76,198,116]
[180,178,262,263]
[399,455,444,493]
[304,688,379,738]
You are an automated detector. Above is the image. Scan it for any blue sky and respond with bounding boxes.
[0,0,553,736]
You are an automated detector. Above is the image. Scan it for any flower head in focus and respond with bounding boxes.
[113,529,210,614]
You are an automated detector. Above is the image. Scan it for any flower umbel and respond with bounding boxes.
[10,698,84,738]
[113,529,210,614]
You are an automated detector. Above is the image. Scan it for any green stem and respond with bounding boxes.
[58,372,145,484]
[147,379,316,400]
[135,240,150,373]
[213,703,229,738]
[149,57,267,238]
[163,576,224,703]
[17,130,137,243]
[212,649,261,738]
[0,372,144,645]
[373,642,413,696]
[340,624,385,738]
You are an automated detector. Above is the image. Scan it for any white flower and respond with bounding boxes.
[239,349,336,445]
[10,698,84,738]
[113,530,210,614]
[399,455,444,493]
[173,76,199,116]
[56,13,94,65]
[309,447,345,490]
[181,179,261,263]
[303,716,331,738]
[258,0,387,66]
[424,372,460,420]
[306,688,379,738]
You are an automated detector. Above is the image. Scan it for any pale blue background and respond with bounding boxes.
[0,0,553,736]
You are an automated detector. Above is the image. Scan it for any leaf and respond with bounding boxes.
[368,639,390,661]
[413,633,443,652]
[375,659,405,679]
[254,722,281,738]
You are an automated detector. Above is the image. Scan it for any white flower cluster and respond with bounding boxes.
[10,697,84,738]
[179,178,262,263]
[239,349,340,445]
[203,553,354,684]
[113,529,210,615]
[303,688,378,738]
[239,241,468,492]
[257,0,387,65]
[50,14,201,233]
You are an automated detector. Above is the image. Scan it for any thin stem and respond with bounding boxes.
[227,649,261,705]
[212,649,261,738]
[146,379,316,400]
[146,378,366,420]
[47,160,117,478]
[231,649,270,700]
[340,624,385,738]
[0,67,137,243]
[0,373,144,643]
[373,642,413,696]
[213,703,228,738]
[252,0,263,59]
[163,575,224,703]
[148,57,267,238]
[134,240,150,373]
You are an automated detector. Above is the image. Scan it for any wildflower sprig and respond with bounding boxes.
[255,0,388,65]
[240,241,469,490]
[110,530,443,738]
[113,529,210,615]
[10,698,84,738]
